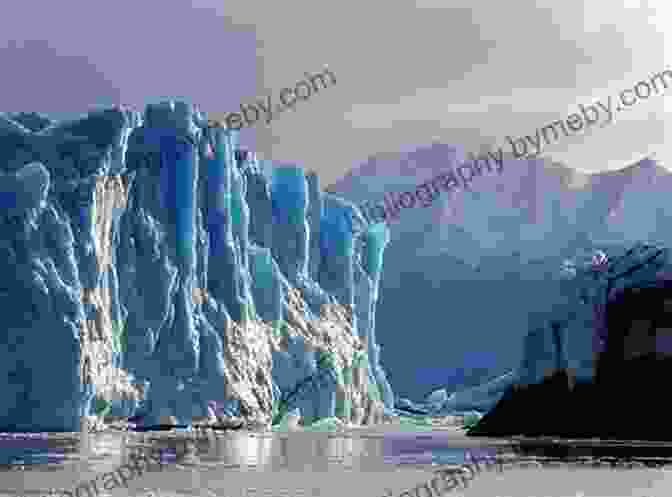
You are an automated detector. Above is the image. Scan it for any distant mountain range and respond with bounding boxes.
[326,143,672,400]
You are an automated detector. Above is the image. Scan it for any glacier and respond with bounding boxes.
[4,102,672,438]
[0,103,393,432]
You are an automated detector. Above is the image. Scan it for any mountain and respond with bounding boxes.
[327,143,672,401]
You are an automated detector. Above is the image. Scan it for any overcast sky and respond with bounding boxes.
[1,0,670,186]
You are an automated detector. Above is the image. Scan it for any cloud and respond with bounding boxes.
[0,0,258,145]
[1,0,669,184]
[0,39,121,117]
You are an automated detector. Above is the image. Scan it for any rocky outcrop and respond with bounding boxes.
[0,102,394,432]
[468,243,672,440]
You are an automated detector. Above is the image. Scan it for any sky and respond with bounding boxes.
[1,0,670,187]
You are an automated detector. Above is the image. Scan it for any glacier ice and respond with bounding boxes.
[0,102,394,432]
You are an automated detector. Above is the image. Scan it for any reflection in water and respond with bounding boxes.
[0,433,69,467]
[0,430,513,474]
[1,429,510,497]
[0,432,400,472]
[4,430,672,497]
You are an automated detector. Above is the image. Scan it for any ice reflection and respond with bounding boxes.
[2,430,505,479]
[0,433,74,467]
[122,433,390,472]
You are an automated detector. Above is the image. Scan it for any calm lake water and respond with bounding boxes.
[1,429,670,497]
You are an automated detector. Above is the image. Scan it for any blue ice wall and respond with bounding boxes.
[242,153,273,248]
[204,126,232,255]
[0,107,133,432]
[271,166,310,281]
[265,166,347,422]
[360,222,394,410]
[230,155,254,321]
[203,126,248,322]
[231,159,249,250]
[1,101,397,431]
[0,162,49,217]
[364,222,390,278]
[271,332,336,424]
[319,194,356,310]
[269,164,332,319]
[272,166,308,219]
[159,134,197,272]
[249,245,282,323]
[121,102,204,425]
[306,172,322,282]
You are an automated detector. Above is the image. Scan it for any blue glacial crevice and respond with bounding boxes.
[241,151,273,249]
[230,150,255,323]
[203,126,249,323]
[1,101,396,432]
[360,222,395,410]
[159,134,197,273]
[249,245,283,324]
[271,165,310,281]
[306,171,322,281]
[270,165,331,320]
[266,164,326,423]
[231,151,250,271]
[319,194,356,321]
[122,102,203,425]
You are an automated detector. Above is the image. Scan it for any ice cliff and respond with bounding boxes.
[0,102,393,432]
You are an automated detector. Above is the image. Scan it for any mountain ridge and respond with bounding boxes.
[322,142,672,401]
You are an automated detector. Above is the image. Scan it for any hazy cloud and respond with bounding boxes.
[1,0,669,184]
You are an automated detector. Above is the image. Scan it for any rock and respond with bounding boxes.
[469,244,672,440]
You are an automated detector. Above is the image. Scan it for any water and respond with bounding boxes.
[1,430,671,497]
